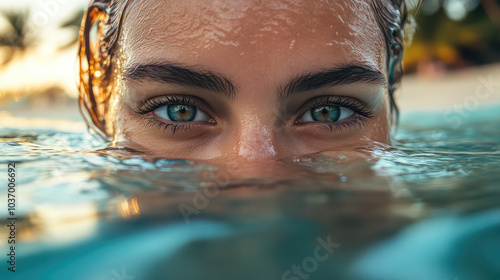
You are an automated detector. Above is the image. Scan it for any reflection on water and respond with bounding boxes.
[0,105,499,280]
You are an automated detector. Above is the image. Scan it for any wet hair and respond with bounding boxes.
[78,0,417,139]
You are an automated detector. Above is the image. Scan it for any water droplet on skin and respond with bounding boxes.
[338,155,348,162]
[238,117,277,160]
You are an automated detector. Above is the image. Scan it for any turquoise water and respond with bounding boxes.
[1,105,500,280]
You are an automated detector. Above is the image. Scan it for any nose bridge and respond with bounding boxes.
[235,115,278,161]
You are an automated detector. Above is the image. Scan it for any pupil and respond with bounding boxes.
[167,105,196,122]
[311,106,340,122]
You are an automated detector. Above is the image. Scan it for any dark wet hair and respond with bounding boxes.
[78,0,417,139]
[79,0,131,139]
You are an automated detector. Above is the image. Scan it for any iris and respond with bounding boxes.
[310,106,341,122]
[166,105,197,122]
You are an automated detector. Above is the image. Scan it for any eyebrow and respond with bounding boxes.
[123,63,236,99]
[279,65,386,100]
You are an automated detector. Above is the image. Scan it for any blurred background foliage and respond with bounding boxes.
[0,8,84,67]
[404,0,500,75]
[0,9,35,66]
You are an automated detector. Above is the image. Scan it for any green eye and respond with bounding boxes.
[167,105,196,122]
[299,105,354,123]
[311,106,341,122]
[155,104,210,122]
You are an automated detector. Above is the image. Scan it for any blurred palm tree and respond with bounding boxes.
[58,9,85,50]
[0,10,34,67]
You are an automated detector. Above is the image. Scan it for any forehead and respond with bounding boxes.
[120,0,385,75]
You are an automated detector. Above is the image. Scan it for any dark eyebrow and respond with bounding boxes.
[279,65,386,100]
[123,63,236,99]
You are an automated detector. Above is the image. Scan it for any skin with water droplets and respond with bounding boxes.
[112,0,390,163]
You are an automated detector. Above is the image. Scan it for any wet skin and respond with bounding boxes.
[111,0,391,164]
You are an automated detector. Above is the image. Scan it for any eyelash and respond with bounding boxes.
[134,95,201,114]
[134,95,374,134]
[134,95,208,134]
[295,96,374,131]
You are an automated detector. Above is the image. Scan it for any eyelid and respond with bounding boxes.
[295,95,374,122]
[134,95,216,116]
[141,115,205,135]
[135,95,216,135]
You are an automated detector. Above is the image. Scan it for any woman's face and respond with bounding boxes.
[112,0,390,163]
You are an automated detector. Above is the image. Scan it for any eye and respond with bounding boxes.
[154,104,211,122]
[299,105,354,123]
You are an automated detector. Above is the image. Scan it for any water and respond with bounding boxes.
[1,105,499,280]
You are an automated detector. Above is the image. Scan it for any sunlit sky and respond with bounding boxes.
[0,0,89,97]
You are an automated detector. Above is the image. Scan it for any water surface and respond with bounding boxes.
[1,105,499,280]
